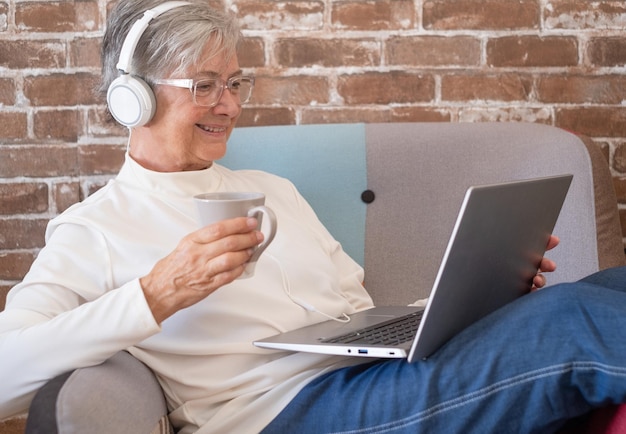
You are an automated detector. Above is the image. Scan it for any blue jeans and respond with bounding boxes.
[262,266,626,433]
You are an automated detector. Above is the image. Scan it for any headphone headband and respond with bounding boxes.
[116,1,192,73]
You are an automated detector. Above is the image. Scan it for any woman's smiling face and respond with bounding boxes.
[128,48,243,172]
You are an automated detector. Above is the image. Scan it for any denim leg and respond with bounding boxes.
[262,281,626,434]
[577,265,626,292]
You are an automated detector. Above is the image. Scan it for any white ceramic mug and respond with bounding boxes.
[193,192,277,278]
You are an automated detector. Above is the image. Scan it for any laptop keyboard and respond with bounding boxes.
[321,311,423,346]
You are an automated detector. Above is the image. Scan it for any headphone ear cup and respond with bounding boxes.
[107,75,156,128]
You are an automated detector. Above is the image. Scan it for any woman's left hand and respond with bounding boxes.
[532,235,559,290]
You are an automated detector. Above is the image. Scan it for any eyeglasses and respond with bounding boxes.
[153,75,255,107]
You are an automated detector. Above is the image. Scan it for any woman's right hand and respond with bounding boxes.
[139,216,264,323]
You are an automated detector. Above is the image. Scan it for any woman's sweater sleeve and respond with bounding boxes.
[0,223,161,419]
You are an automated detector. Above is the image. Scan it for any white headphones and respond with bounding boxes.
[107,1,191,128]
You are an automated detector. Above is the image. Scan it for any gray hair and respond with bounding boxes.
[99,0,241,96]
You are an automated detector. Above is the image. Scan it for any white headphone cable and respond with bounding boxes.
[266,253,351,324]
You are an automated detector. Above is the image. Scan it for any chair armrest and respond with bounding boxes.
[0,413,27,434]
[578,134,625,270]
[26,351,171,434]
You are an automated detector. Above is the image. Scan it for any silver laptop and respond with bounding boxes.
[254,174,573,362]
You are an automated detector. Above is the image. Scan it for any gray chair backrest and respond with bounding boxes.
[363,122,623,305]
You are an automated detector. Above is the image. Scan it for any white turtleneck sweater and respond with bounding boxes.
[0,154,374,433]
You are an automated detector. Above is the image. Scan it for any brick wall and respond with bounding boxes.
[1,0,625,305]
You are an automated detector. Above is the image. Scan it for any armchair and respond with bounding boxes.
[22,122,626,433]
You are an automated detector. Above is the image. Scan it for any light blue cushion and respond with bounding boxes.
[223,124,368,265]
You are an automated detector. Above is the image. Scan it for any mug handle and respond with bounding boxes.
[247,205,277,263]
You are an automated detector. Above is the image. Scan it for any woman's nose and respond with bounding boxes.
[212,87,241,117]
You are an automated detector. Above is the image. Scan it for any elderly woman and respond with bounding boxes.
[2,1,626,433]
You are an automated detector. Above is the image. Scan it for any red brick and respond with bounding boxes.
[387,36,480,67]
[207,0,226,10]
[301,107,451,124]
[70,37,102,68]
[0,218,47,249]
[53,181,80,213]
[238,37,265,68]
[87,107,127,137]
[458,107,553,124]
[236,108,296,126]
[2,0,626,245]
[1,285,11,312]
[423,0,539,30]
[556,108,626,138]
[34,109,81,141]
[0,146,78,178]
[544,1,626,30]
[537,75,626,104]
[597,140,611,165]
[16,1,100,32]
[275,38,380,67]
[0,252,36,281]
[332,0,415,31]
[0,40,66,69]
[78,144,125,175]
[302,108,391,124]
[487,36,578,67]
[251,76,330,105]
[0,3,7,32]
[588,37,626,67]
[391,107,452,123]
[0,112,28,141]
[24,73,100,107]
[0,78,15,105]
[442,73,533,102]
[337,72,435,104]
[0,183,48,215]
[613,142,626,173]
[235,1,324,30]
[85,179,109,197]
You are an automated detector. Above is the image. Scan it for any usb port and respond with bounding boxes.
[358,349,368,354]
